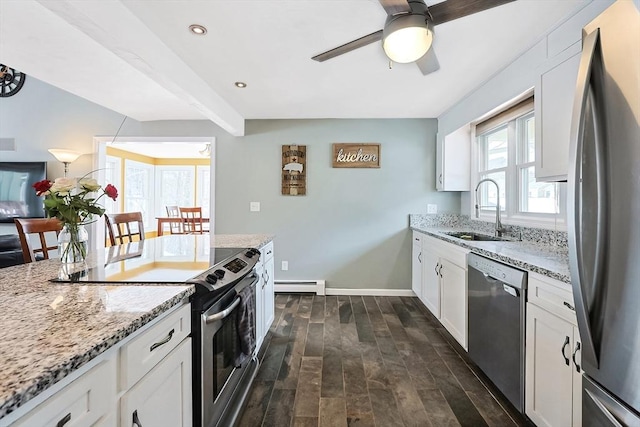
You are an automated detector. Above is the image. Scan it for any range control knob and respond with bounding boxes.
[205,274,218,285]
[213,269,226,279]
[245,250,255,258]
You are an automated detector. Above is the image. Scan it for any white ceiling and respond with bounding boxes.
[0,0,592,136]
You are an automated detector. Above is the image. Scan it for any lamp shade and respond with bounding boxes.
[48,149,82,163]
[382,13,433,63]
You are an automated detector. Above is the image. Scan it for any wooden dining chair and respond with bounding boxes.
[179,207,204,234]
[165,205,184,234]
[14,218,63,263]
[105,212,145,246]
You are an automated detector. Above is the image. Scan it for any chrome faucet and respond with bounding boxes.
[474,178,504,237]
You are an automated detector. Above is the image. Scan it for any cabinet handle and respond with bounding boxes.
[561,336,571,366]
[439,173,443,184]
[438,264,443,278]
[150,328,175,352]
[132,410,143,427]
[418,252,422,263]
[572,342,581,373]
[56,413,71,427]
[563,301,575,311]
[434,263,439,276]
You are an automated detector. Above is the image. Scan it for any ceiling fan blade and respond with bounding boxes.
[312,30,383,62]
[415,47,440,75]
[428,0,516,26]
[378,0,411,16]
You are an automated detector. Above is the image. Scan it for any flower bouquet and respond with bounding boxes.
[33,176,118,264]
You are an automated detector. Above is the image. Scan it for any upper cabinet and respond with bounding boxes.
[534,42,582,182]
[436,125,470,191]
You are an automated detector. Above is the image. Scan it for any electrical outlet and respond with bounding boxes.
[427,204,438,214]
[281,261,289,271]
[250,202,260,212]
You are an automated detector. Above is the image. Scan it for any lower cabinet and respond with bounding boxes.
[526,299,582,427]
[413,232,469,349]
[256,241,275,353]
[9,303,192,427]
[411,232,422,300]
[120,338,192,427]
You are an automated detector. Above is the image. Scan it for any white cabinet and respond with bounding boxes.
[535,44,581,181]
[256,241,275,353]
[436,126,471,191]
[8,303,192,427]
[411,232,423,300]
[439,258,468,349]
[13,358,117,427]
[120,338,192,427]
[526,273,582,427]
[413,233,469,349]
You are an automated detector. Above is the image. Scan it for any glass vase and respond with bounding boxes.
[58,223,88,264]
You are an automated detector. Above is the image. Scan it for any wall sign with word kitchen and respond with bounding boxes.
[282,145,306,196]
[332,143,380,168]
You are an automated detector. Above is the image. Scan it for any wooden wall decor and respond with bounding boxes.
[332,143,380,168]
[282,145,306,195]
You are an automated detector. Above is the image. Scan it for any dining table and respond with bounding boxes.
[156,216,210,236]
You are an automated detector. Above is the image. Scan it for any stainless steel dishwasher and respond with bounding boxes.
[468,253,527,413]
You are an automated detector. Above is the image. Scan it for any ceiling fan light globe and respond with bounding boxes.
[383,26,432,63]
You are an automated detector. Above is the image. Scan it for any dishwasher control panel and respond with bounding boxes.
[468,253,527,289]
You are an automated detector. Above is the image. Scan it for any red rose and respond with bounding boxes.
[32,179,53,196]
[104,184,118,201]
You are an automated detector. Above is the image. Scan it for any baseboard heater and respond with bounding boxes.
[274,280,325,296]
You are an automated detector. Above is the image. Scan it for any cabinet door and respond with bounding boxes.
[436,127,471,191]
[535,49,581,181]
[412,235,422,299]
[525,304,574,427]
[439,259,467,349]
[120,338,193,427]
[254,260,265,353]
[421,246,441,318]
[263,255,275,334]
[572,326,582,427]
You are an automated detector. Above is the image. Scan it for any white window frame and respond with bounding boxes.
[471,106,566,231]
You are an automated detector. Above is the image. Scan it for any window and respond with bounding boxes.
[154,165,211,218]
[475,98,562,224]
[104,155,121,214]
[124,160,154,230]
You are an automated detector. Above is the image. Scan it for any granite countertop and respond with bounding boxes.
[0,233,274,420]
[411,225,570,284]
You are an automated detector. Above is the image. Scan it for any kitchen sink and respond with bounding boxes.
[444,231,511,242]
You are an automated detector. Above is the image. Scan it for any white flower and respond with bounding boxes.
[50,177,77,195]
[79,178,101,192]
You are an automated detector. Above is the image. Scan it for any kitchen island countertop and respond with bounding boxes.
[0,233,274,420]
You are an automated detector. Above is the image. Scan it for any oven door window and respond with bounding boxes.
[212,311,242,400]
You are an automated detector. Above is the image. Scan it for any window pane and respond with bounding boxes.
[159,169,194,212]
[124,162,153,229]
[481,127,508,170]
[519,114,535,163]
[520,166,558,213]
[196,167,210,218]
[478,172,506,212]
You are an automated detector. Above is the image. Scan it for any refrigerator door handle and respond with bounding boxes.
[568,28,606,369]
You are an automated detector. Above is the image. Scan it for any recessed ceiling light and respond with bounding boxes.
[235,82,247,88]
[189,24,207,35]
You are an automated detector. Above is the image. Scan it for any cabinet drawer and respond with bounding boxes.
[528,272,577,325]
[13,357,116,427]
[120,303,191,390]
[261,241,274,262]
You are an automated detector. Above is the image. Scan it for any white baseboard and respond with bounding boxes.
[324,288,416,297]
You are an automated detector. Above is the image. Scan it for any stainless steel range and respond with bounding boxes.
[190,247,261,427]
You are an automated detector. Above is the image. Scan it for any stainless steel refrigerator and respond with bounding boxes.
[568,1,640,425]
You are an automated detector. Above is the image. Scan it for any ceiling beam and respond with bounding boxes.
[34,0,245,136]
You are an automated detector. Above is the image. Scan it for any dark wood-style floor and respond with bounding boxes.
[238,294,528,427]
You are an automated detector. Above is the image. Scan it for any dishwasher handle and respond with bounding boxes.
[502,284,520,298]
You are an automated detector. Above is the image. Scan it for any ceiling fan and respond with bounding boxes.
[311,0,516,75]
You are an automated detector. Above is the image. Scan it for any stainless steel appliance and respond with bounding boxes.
[190,247,261,427]
[468,253,527,412]
[568,1,640,425]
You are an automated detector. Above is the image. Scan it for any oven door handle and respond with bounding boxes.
[204,296,241,324]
